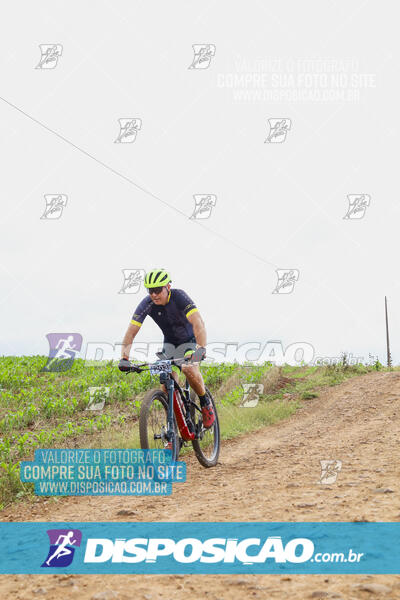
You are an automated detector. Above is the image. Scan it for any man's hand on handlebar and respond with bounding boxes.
[118,358,132,372]
[186,346,206,364]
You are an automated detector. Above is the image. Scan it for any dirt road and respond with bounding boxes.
[1,370,400,599]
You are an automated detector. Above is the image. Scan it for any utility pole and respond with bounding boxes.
[385,296,392,369]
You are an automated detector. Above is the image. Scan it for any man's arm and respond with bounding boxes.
[121,323,141,360]
[121,296,152,360]
[187,311,206,348]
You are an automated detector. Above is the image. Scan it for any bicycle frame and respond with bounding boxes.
[164,371,198,443]
[172,375,191,405]
[128,355,200,449]
[127,355,220,468]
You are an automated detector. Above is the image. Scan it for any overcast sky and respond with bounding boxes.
[1,1,398,365]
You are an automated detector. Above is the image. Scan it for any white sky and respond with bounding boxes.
[0,1,399,365]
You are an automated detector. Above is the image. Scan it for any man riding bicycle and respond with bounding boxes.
[118,269,215,428]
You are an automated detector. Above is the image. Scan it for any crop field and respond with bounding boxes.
[0,355,385,509]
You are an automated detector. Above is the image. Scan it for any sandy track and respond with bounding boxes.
[1,371,400,599]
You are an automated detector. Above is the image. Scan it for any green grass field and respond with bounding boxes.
[0,354,387,508]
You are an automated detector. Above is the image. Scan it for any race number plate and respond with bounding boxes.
[149,360,172,376]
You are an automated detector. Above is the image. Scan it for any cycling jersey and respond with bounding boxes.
[131,289,198,347]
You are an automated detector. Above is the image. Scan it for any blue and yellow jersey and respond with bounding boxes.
[131,288,198,346]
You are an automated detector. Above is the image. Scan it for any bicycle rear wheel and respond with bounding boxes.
[190,387,220,467]
[139,389,179,461]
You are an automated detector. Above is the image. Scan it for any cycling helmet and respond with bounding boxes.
[144,269,171,288]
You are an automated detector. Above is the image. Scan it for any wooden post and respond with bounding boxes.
[385,296,392,368]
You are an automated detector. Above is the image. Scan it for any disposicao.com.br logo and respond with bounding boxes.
[3,522,391,574]
[82,537,366,566]
[40,533,365,568]
[84,535,314,564]
[41,532,320,569]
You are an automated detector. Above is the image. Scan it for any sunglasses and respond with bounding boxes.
[148,286,164,295]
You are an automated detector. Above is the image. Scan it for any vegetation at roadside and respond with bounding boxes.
[0,353,389,508]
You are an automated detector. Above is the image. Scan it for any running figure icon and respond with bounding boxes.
[45,531,77,566]
[46,335,78,368]
[42,333,83,373]
[41,529,82,568]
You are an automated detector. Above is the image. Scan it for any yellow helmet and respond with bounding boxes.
[144,269,171,288]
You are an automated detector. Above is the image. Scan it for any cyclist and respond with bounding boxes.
[118,269,215,428]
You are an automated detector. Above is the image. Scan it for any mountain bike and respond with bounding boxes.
[125,353,220,467]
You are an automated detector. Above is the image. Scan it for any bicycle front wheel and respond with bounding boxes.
[190,387,220,467]
[139,389,179,461]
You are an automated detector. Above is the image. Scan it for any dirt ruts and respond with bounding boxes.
[1,370,400,599]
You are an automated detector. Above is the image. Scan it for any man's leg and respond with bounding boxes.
[181,363,205,396]
[181,363,215,429]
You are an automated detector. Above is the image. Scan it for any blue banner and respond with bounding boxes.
[0,522,398,574]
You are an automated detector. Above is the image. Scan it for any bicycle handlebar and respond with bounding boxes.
[121,355,203,374]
